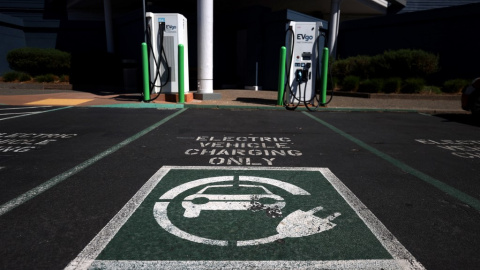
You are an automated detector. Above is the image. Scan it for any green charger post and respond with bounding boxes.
[321,47,329,105]
[178,44,185,103]
[277,46,286,106]
[141,42,150,102]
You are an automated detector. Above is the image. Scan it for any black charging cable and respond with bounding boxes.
[283,26,303,111]
[143,21,171,102]
[304,27,334,111]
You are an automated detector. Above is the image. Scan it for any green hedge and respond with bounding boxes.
[376,49,439,78]
[401,78,426,94]
[2,71,31,82]
[332,49,439,81]
[338,77,431,94]
[383,77,402,93]
[358,78,384,93]
[7,47,71,76]
[331,55,374,80]
[342,75,360,92]
[442,79,469,93]
[34,74,56,83]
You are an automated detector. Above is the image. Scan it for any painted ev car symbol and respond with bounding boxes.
[154,175,340,246]
[182,184,286,218]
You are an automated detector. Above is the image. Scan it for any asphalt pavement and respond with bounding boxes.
[0,85,479,270]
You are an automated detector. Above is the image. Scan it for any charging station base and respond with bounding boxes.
[154,93,194,103]
[194,92,222,100]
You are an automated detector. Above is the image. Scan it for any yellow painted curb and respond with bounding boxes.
[26,99,93,106]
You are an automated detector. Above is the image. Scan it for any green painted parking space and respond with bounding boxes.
[67,166,423,269]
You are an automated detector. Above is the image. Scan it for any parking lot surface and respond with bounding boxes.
[1,105,479,270]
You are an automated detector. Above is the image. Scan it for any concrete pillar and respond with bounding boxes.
[195,0,221,100]
[103,0,114,53]
[328,0,342,59]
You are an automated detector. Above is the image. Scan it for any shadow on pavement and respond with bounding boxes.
[235,97,276,105]
[113,94,143,102]
[434,114,480,127]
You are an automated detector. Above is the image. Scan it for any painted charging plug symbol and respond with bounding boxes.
[238,205,341,246]
[276,206,341,238]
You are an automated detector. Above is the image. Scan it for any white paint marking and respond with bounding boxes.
[181,184,285,217]
[65,166,425,270]
[0,112,38,116]
[65,167,172,270]
[159,176,233,200]
[240,176,311,195]
[90,259,405,269]
[237,206,340,247]
[319,168,425,270]
[0,106,71,121]
[152,176,314,246]
[154,202,229,246]
[154,176,235,246]
[0,109,187,217]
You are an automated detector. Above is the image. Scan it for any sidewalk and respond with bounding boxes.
[0,83,465,114]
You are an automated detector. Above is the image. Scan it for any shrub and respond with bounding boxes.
[381,49,439,78]
[331,58,350,80]
[2,71,31,82]
[370,54,388,78]
[401,78,425,94]
[19,72,31,82]
[34,74,56,83]
[7,47,71,76]
[2,71,20,82]
[358,78,384,93]
[442,79,469,94]
[383,77,402,93]
[331,55,373,81]
[421,85,442,95]
[347,55,373,79]
[341,75,360,92]
[332,49,439,81]
[59,75,70,83]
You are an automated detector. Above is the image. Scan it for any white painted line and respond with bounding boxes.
[0,109,187,216]
[0,106,71,121]
[319,168,425,270]
[303,112,480,211]
[65,166,172,270]
[90,259,405,269]
[0,112,38,116]
[65,166,425,270]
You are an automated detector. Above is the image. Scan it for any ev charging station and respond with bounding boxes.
[146,13,189,94]
[284,21,328,110]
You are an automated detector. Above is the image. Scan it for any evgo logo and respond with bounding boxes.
[297,34,314,42]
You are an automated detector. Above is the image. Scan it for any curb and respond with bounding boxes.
[89,103,184,109]
[334,91,461,100]
[0,83,461,101]
[87,102,466,114]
